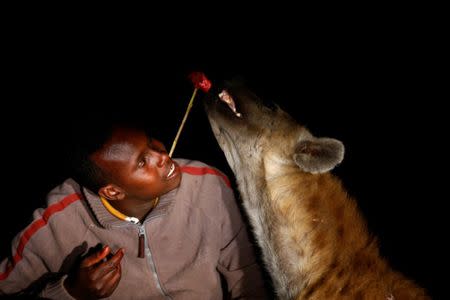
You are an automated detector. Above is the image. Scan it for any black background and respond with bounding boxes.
[1,12,445,299]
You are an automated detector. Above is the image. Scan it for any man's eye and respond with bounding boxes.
[138,160,146,168]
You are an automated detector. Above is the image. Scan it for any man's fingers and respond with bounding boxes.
[110,248,125,264]
[90,248,124,280]
[80,245,110,268]
[103,248,124,272]
[102,248,124,273]
[97,265,122,298]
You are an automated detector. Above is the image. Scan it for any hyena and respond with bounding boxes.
[203,80,430,300]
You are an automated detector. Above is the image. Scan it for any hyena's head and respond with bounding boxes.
[204,79,345,179]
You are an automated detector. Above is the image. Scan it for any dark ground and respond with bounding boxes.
[1,18,445,298]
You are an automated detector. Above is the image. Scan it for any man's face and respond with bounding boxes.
[91,127,182,202]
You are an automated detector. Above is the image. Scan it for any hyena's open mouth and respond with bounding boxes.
[218,89,242,118]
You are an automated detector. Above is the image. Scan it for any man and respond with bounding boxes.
[0,116,269,299]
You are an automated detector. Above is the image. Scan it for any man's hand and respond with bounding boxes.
[64,245,124,299]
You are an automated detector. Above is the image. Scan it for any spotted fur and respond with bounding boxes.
[204,81,430,300]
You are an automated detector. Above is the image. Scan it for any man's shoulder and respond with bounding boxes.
[29,178,86,225]
[12,179,87,253]
[174,158,231,189]
[46,178,83,206]
[174,158,212,168]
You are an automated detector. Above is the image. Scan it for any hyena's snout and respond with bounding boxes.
[204,84,244,119]
[204,82,278,130]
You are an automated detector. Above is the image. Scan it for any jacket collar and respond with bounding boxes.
[83,186,178,229]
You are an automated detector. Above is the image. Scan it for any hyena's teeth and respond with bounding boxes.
[219,90,242,118]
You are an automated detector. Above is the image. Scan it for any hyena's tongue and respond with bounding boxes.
[219,90,242,118]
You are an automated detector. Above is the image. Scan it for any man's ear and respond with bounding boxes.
[98,184,125,201]
[293,137,345,174]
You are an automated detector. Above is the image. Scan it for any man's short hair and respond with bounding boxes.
[66,112,152,193]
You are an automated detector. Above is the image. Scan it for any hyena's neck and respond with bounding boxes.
[240,160,378,299]
[235,167,301,299]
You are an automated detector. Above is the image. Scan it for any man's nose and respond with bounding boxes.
[153,150,170,168]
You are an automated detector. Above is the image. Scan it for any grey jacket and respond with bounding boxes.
[0,159,269,299]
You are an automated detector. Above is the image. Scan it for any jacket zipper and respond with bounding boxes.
[138,225,145,258]
[138,223,172,299]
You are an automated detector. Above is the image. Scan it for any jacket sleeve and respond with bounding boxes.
[216,182,271,299]
[0,211,76,299]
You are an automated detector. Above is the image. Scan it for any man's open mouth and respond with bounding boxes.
[167,162,176,178]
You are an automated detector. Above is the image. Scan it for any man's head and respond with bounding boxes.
[69,116,181,203]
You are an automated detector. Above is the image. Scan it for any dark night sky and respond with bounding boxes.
[1,19,445,298]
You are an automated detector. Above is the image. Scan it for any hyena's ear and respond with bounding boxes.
[293,138,345,174]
